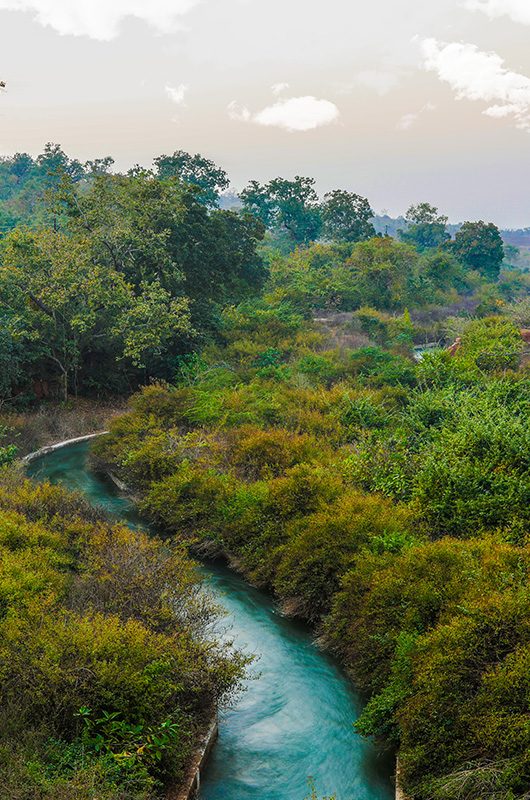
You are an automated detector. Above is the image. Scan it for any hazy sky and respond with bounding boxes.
[1,0,530,226]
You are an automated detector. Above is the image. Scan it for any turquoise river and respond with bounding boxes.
[28,440,394,800]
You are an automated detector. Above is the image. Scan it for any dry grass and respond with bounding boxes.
[312,311,373,351]
[0,398,127,457]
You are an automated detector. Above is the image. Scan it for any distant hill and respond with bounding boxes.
[218,191,242,210]
[374,214,530,250]
[374,215,460,238]
[501,228,530,248]
[373,214,408,237]
[219,198,530,250]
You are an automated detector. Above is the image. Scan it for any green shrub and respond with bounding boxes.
[0,473,245,796]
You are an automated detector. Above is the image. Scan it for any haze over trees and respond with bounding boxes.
[399,202,451,251]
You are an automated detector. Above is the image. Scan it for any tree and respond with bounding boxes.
[118,280,193,369]
[60,172,265,333]
[504,244,520,264]
[36,142,85,183]
[419,249,467,293]
[346,238,420,310]
[240,176,322,246]
[452,220,505,281]
[153,150,229,207]
[0,228,193,398]
[320,189,375,243]
[400,202,450,251]
[0,145,89,230]
[0,322,23,403]
[83,156,115,177]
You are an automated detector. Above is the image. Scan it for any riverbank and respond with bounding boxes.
[28,438,395,800]
[169,717,219,800]
[1,398,124,458]
[22,431,109,464]
[11,435,245,800]
[21,433,225,800]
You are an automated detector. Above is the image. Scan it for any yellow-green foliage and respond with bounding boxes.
[0,509,72,612]
[0,473,244,799]
[222,425,324,480]
[97,307,530,800]
[268,238,470,313]
[273,492,415,621]
[457,316,524,372]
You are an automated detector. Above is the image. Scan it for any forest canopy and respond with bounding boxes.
[0,144,520,405]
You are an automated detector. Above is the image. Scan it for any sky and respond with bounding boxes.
[1,0,530,226]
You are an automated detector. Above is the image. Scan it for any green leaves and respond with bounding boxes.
[452,221,505,282]
[0,472,245,796]
[77,707,182,768]
[153,150,229,208]
[117,282,192,369]
[399,202,450,251]
[240,176,322,246]
[321,189,375,244]
[0,221,194,396]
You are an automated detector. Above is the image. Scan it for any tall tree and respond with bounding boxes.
[240,176,322,247]
[400,202,450,251]
[321,190,375,243]
[83,156,115,177]
[36,142,85,183]
[452,221,505,282]
[0,228,192,399]
[153,150,229,207]
[59,172,265,331]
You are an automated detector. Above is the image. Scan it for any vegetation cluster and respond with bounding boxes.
[95,300,530,799]
[0,469,244,799]
[2,144,530,799]
[1,146,522,407]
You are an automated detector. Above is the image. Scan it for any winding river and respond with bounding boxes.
[28,440,394,800]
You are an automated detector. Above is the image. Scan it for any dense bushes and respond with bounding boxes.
[0,169,265,402]
[268,238,470,313]
[95,302,530,800]
[0,473,244,799]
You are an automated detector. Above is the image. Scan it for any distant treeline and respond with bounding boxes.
[0,144,523,407]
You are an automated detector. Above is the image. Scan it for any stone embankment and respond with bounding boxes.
[22,432,109,464]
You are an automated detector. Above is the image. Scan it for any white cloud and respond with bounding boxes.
[228,95,340,132]
[0,0,201,40]
[271,82,289,96]
[228,101,251,123]
[165,83,188,105]
[465,0,530,25]
[397,102,436,131]
[420,37,530,130]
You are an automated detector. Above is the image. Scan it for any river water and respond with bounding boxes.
[28,441,394,800]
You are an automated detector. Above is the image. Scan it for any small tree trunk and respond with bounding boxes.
[49,356,68,402]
